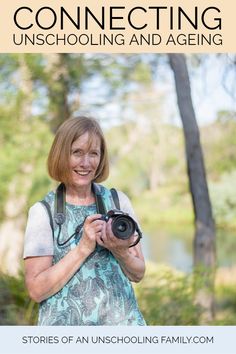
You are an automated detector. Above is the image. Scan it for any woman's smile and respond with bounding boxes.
[70,132,101,188]
[73,170,91,176]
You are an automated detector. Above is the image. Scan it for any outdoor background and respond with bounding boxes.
[0,53,235,325]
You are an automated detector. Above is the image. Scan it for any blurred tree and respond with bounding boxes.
[169,53,216,322]
[24,53,88,132]
[0,54,33,274]
[0,55,52,275]
[41,54,87,132]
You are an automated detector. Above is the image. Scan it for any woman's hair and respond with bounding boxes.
[47,116,109,184]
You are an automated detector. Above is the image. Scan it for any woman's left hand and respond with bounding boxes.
[96,219,145,282]
[96,219,134,255]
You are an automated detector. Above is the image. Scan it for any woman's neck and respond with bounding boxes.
[65,184,95,206]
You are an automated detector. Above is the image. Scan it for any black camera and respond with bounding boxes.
[100,210,137,240]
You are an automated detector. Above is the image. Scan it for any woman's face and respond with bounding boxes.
[69,132,101,189]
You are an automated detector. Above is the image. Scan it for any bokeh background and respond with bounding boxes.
[0,53,236,325]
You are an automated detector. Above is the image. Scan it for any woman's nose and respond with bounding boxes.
[79,153,90,166]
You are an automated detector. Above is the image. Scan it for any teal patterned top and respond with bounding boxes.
[38,184,146,326]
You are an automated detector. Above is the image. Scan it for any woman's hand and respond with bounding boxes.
[79,214,106,257]
[96,219,145,283]
[96,219,134,255]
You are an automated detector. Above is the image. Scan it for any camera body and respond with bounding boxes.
[100,209,136,240]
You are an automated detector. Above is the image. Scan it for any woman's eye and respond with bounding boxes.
[73,150,83,156]
[90,151,99,157]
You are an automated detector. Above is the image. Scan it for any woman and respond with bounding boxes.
[24,116,146,325]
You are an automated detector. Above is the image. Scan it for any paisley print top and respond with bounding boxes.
[37,184,146,326]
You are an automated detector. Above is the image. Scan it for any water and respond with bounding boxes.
[143,227,236,272]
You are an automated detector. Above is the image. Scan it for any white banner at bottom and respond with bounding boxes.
[0,326,235,354]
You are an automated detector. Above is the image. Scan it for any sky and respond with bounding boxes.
[190,54,236,125]
[77,54,236,128]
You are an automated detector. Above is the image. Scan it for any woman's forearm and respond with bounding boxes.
[111,249,145,282]
[26,214,103,303]
[26,247,89,303]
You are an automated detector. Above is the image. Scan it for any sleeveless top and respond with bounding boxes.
[38,184,146,326]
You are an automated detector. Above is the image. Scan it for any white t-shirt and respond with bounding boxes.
[23,190,140,259]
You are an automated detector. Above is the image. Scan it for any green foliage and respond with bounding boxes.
[218,286,236,312]
[217,110,236,124]
[85,54,155,94]
[1,54,236,230]
[0,272,38,325]
[202,119,236,176]
[133,190,193,229]
[213,277,236,325]
[0,110,53,222]
[105,115,236,229]
[135,263,201,325]
[1,265,236,326]
[135,264,236,325]
[209,170,236,228]
[0,108,24,220]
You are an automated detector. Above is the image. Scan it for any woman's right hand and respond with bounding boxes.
[79,214,105,257]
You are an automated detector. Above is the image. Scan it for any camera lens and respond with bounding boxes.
[111,215,136,239]
[117,222,127,232]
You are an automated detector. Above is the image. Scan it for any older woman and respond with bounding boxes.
[24,116,146,325]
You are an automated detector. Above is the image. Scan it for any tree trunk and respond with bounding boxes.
[168,54,216,322]
[44,54,71,133]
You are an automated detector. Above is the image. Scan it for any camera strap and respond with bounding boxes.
[130,222,143,248]
[53,182,107,226]
[54,183,66,226]
[53,183,108,246]
[110,188,120,210]
[92,183,107,214]
[40,199,55,239]
[40,183,142,248]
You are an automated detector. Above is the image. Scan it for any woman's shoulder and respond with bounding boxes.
[115,190,141,228]
[43,190,55,204]
[116,190,131,207]
[113,189,135,215]
[28,190,55,214]
[28,201,49,219]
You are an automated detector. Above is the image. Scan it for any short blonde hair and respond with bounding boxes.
[47,116,109,184]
